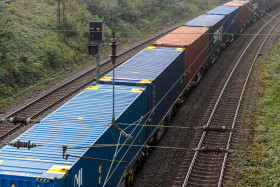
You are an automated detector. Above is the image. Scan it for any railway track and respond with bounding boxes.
[173,11,280,187]
[0,21,186,142]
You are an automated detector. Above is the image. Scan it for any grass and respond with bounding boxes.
[0,0,228,111]
[236,38,280,186]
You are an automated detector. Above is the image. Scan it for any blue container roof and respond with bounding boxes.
[100,46,184,84]
[207,6,239,15]
[0,84,146,179]
[185,14,226,27]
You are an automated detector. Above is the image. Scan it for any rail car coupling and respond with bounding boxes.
[1,116,39,125]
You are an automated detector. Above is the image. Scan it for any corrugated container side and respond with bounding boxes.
[0,84,149,187]
[99,47,185,131]
[249,0,260,19]
[223,1,250,29]
[207,6,239,41]
[154,26,209,86]
[185,14,226,57]
[270,0,278,8]
[68,85,149,187]
[0,176,53,187]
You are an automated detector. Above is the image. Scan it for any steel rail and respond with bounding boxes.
[218,17,280,187]
[5,25,179,119]
[0,22,182,141]
[182,12,280,187]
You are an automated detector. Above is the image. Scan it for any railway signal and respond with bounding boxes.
[89,22,104,42]
[88,22,104,81]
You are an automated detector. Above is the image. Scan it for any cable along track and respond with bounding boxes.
[180,12,280,187]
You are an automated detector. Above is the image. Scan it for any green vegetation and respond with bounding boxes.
[0,0,91,108]
[237,39,280,186]
[0,0,226,110]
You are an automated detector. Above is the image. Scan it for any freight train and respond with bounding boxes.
[0,0,278,186]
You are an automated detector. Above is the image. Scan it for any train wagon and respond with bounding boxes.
[223,1,250,31]
[249,0,261,20]
[207,6,239,43]
[184,14,226,63]
[153,26,209,86]
[268,0,277,9]
[99,46,185,140]
[0,84,149,187]
[247,0,267,16]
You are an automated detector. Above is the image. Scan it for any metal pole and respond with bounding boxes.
[110,33,117,127]
[96,43,100,81]
[109,33,132,140]
[112,55,116,126]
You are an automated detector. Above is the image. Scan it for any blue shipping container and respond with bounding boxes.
[207,6,239,42]
[250,0,260,20]
[0,84,149,187]
[259,0,269,12]
[185,14,226,56]
[99,46,185,135]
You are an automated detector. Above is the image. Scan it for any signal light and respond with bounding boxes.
[89,22,104,42]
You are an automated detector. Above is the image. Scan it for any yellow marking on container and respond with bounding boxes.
[36,178,39,181]
[78,117,84,120]
[27,158,40,161]
[100,77,112,81]
[132,72,139,74]
[140,79,152,84]
[139,138,141,143]
[0,160,4,164]
[99,164,102,174]
[11,184,15,187]
[87,86,100,90]
[99,176,102,184]
[176,48,184,51]
[124,172,128,178]
[47,165,71,174]
[131,89,144,93]
[146,46,155,49]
